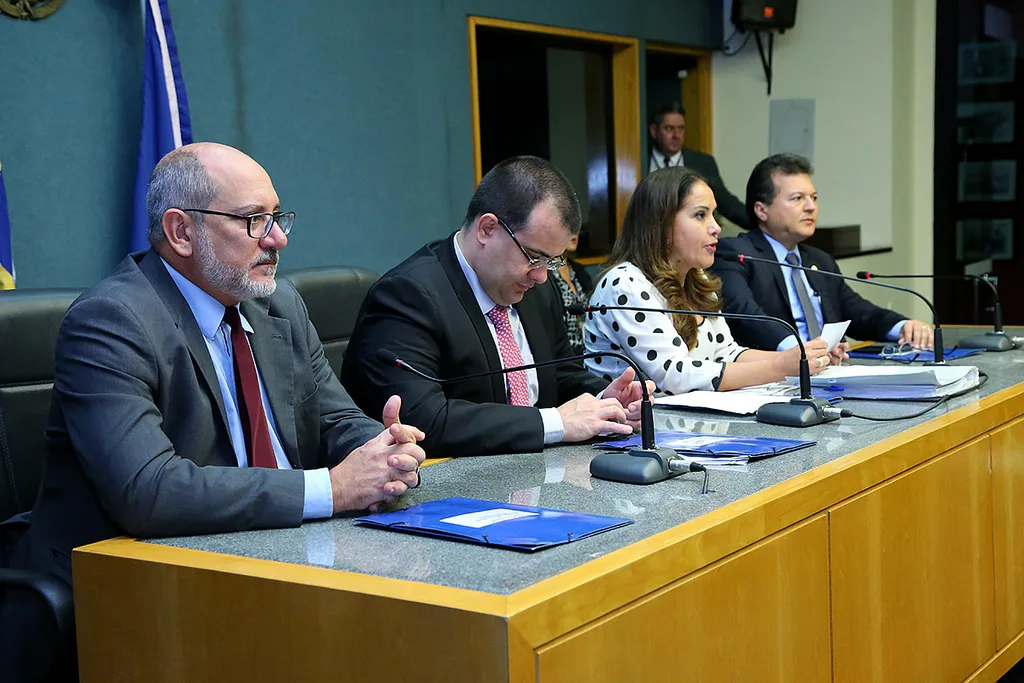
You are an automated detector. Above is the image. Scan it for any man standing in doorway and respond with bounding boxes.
[648,102,749,229]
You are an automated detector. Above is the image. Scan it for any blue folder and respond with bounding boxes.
[356,497,632,552]
[596,431,816,459]
[848,346,983,362]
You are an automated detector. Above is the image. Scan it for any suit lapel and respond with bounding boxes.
[515,283,556,405]
[749,231,792,322]
[437,235,508,403]
[241,299,300,469]
[138,252,232,447]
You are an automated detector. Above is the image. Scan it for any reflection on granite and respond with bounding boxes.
[153,330,1024,596]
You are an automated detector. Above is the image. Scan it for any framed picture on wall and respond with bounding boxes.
[958,41,1017,84]
[958,160,1016,201]
[957,101,1015,144]
[955,219,1014,261]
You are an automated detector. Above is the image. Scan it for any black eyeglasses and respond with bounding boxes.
[179,208,296,239]
[496,217,566,270]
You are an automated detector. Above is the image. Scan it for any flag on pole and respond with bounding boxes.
[130,0,193,253]
[0,159,14,290]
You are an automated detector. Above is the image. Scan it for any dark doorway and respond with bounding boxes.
[934,0,1023,324]
[475,26,616,260]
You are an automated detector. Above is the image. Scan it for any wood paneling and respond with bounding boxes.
[611,43,641,233]
[991,416,1024,647]
[75,541,510,683]
[830,437,996,683]
[535,515,831,683]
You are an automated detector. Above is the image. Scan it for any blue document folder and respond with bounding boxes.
[596,431,816,459]
[848,346,983,362]
[356,497,633,552]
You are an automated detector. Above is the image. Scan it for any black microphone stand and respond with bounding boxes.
[858,271,1014,352]
[378,349,708,487]
[570,304,841,428]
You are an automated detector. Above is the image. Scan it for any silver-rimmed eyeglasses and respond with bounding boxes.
[496,217,566,270]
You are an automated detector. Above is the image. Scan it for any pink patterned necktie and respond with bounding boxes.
[485,305,530,406]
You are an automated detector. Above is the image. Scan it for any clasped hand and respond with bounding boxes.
[330,395,426,514]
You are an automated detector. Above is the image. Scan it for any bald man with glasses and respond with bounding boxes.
[1,143,426,681]
[342,156,649,458]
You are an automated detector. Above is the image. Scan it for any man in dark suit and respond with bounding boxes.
[342,156,648,458]
[711,153,933,351]
[0,143,425,681]
[648,102,749,229]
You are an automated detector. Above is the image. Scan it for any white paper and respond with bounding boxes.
[440,508,538,529]
[820,320,850,352]
[655,391,793,415]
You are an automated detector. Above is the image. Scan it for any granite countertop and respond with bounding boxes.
[153,327,1024,595]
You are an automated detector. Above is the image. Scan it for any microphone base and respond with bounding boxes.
[590,447,684,485]
[959,331,1015,352]
[756,398,840,428]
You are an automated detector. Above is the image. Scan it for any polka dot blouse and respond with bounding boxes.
[583,262,746,393]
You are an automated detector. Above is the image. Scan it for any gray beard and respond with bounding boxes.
[195,226,277,302]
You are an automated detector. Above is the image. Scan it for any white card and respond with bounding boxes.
[820,320,851,352]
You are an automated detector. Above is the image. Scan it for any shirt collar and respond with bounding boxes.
[761,231,799,265]
[160,257,254,339]
[452,232,502,315]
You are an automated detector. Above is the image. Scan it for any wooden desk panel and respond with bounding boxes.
[991,416,1024,648]
[830,437,996,683]
[534,515,831,683]
[75,541,511,683]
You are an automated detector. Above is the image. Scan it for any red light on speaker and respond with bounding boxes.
[764,6,775,18]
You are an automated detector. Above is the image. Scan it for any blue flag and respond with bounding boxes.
[130,0,193,253]
[0,159,14,290]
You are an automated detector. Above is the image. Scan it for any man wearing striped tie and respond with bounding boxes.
[343,156,651,458]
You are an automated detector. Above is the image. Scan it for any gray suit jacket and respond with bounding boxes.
[15,251,382,586]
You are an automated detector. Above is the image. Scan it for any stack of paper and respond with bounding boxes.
[787,365,981,400]
[655,382,797,415]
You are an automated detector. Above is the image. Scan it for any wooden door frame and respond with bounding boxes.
[645,42,714,154]
[468,16,641,241]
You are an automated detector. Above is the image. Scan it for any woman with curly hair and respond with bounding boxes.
[584,167,833,394]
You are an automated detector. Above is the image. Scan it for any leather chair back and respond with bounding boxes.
[283,266,378,376]
[0,290,79,522]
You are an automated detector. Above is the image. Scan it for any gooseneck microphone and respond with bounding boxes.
[720,252,946,364]
[857,271,1013,352]
[567,303,842,428]
[375,348,707,486]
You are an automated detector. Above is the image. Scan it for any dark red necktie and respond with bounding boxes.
[223,306,277,468]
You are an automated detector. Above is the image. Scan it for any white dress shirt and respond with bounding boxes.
[452,234,565,444]
[649,150,684,172]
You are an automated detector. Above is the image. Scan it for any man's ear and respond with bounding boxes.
[753,201,769,224]
[162,209,195,258]
[475,213,500,243]
[648,123,658,141]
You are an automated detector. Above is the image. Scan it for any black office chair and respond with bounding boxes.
[0,288,80,681]
[283,266,379,376]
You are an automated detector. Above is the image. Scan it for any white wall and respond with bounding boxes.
[711,0,936,323]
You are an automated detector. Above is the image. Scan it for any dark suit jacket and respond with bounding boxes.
[711,230,906,350]
[13,251,381,586]
[680,147,750,229]
[341,234,606,458]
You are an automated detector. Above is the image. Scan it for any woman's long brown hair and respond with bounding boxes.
[602,167,723,349]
